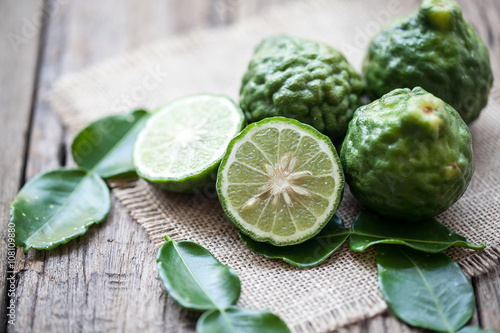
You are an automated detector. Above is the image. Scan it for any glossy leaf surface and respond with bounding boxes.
[196,306,290,333]
[350,210,485,253]
[157,238,241,311]
[457,326,498,333]
[377,245,475,332]
[71,110,148,179]
[239,214,349,268]
[10,168,111,251]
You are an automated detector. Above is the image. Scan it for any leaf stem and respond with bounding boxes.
[350,230,486,250]
[171,240,222,310]
[219,307,237,333]
[400,247,455,333]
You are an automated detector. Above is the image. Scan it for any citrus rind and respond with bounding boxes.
[217,117,344,246]
[134,94,245,193]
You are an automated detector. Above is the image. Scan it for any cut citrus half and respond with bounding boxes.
[134,94,245,193]
[217,117,344,246]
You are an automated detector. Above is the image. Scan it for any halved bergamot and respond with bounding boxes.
[134,94,245,193]
[217,117,344,246]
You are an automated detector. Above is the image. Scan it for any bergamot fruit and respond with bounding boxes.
[217,117,344,246]
[340,87,474,221]
[363,0,493,124]
[134,94,245,193]
[240,35,364,141]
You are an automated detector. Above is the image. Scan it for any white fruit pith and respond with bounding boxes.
[172,119,208,149]
[241,152,313,209]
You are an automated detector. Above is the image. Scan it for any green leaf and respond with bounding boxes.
[71,110,149,179]
[377,244,475,332]
[196,306,290,333]
[350,210,485,253]
[239,214,349,268]
[457,326,499,333]
[156,237,241,311]
[10,168,110,251]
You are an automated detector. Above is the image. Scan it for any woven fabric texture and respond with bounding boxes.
[50,1,500,331]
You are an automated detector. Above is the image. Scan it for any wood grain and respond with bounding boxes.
[0,0,44,329]
[2,0,499,332]
[459,0,500,76]
[474,265,500,330]
[11,0,182,331]
[7,0,291,332]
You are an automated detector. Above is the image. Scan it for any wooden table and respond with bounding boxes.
[1,0,499,332]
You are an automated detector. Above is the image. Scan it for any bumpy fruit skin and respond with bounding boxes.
[240,35,364,140]
[363,0,493,124]
[341,87,474,221]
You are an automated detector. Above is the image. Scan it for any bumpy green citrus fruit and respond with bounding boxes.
[341,87,474,221]
[363,0,493,124]
[217,117,344,246]
[240,35,364,141]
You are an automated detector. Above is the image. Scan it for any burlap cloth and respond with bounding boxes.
[50,1,500,331]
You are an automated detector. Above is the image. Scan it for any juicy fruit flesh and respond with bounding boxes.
[135,96,242,180]
[219,120,343,245]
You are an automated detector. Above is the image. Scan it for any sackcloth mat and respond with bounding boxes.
[49,0,500,331]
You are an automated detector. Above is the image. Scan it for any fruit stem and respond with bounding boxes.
[419,0,461,32]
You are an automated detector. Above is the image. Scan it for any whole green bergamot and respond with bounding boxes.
[240,35,364,140]
[341,87,474,221]
[363,0,493,124]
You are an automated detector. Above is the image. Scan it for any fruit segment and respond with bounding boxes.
[134,94,245,193]
[217,117,344,246]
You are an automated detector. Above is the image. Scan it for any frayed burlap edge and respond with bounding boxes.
[460,246,500,277]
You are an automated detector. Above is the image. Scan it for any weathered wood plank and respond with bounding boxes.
[10,0,179,331]
[6,0,500,332]
[473,265,500,331]
[10,0,288,332]
[0,0,44,329]
[11,0,181,331]
[14,196,197,332]
[458,0,500,76]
